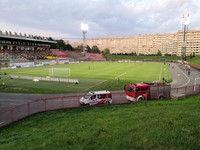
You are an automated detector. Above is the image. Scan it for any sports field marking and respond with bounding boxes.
[7,79,32,85]
[65,83,83,89]
[159,63,164,81]
[80,80,107,93]
[8,78,56,86]
[115,72,127,79]
[9,79,84,91]
[12,68,48,74]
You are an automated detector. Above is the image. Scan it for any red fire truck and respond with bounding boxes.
[124,82,171,102]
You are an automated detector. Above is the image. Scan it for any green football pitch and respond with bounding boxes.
[0,62,172,94]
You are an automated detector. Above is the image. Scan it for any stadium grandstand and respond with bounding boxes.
[0,29,107,68]
[0,30,57,66]
[51,49,69,58]
[86,53,106,61]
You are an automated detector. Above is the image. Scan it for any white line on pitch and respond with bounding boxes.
[159,63,164,81]
[115,72,126,79]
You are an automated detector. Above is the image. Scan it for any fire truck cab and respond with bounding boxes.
[124,82,171,102]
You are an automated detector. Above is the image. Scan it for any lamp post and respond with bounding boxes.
[181,13,190,62]
[81,23,89,55]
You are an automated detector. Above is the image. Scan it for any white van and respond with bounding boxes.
[80,90,112,106]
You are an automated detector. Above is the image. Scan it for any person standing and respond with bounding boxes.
[188,68,190,76]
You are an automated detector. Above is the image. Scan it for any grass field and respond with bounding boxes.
[105,54,181,61]
[0,62,172,94]
[0,95,199,149]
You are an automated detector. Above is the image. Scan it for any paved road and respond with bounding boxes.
[0,93,61,109]
[169,62,200,88]
[1,62,200,110]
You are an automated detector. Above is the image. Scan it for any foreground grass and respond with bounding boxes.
[0,96,200,150]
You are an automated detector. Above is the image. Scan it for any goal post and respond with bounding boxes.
[49,68,71,77]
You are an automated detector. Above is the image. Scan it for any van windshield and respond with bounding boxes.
[128,86,135,92]
[84,93,92,99]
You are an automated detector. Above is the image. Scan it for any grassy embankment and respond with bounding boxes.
[0,95,199,149]
[188,56,200,66]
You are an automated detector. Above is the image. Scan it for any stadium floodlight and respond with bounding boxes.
[81,23,89,33]
[81,23,89,55]
[181,13,190,62]
[181,13,191,25]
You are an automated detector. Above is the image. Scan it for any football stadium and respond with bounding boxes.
[0,29,200,150]
[1,1,200,148]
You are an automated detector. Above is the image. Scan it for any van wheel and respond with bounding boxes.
[158,95,164,100]
[137,97,144,102]
[108,99,112,104]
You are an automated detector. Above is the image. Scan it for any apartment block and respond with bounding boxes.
[75,30,200,56]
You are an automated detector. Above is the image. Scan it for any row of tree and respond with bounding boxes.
[50,40,73,51]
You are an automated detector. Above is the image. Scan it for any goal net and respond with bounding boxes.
[49,68,71,77]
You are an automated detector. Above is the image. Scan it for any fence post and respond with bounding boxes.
[10,109,13,122]
[44,99,47,111]
[121,92,123,104]
[27,102,30,115]
[193,85,194,94]
[62,97,64,109]
[198,85,200,93]
[185,86,186,94]
[193,85,195,94]
[157,89,159,100]
[77,95,80,104]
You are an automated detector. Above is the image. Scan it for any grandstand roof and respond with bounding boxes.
[0,31,56,44]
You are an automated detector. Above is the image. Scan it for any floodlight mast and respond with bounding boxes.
[81,23,88,55]
[181,13,190,62]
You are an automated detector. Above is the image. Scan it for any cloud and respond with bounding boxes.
[0,0,199,41]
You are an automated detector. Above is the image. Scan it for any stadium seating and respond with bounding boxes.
[0,49,54,60]
[50,49,69,57]
[86,53,106,61]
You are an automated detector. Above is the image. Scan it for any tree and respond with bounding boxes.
[103,48,110,54]
[50,39,72,50]
[66,44,73,50]
[75,45,83,52]
[91,45,100,53]
[56,40,66,50]
[87,45,91,53]
[157,50,162,56]
[50,43,57,49]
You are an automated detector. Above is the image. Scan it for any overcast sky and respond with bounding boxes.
[0,0,199,41]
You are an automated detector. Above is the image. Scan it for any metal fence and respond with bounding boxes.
[0,85,200,128]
